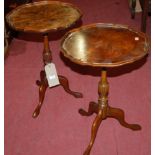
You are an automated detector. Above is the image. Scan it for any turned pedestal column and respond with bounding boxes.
[61,23,150,155]
[32,34,83,118]
[6,1,83,118]
[79,68,141,155]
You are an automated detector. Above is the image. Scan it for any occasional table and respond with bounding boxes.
[61,23,150,155]
[6,1,83,118]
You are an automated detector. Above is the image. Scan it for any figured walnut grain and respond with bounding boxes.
[61,23,150,67]
[6,1,82,33]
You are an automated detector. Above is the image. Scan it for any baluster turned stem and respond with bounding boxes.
[101,68,107,83]
[98,68,109,108]
[43,33,52,64]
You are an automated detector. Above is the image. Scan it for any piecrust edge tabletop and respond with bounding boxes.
[6,1,83,33]
[61,23,150,68]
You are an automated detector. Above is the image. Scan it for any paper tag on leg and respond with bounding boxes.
[45,63,60,87]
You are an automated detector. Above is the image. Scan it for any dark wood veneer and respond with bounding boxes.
[61,23,150,67]
[61,23,150,155]
[6,1,82,33]
[6,1,83,118]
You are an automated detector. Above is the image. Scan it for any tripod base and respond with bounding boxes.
[79,102,141,155]
[32,70,83,118]
[79,101,141,130]
[79,68,141,155]
[32,34,83,118]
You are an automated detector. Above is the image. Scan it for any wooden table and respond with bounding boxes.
[61,23,150,155]
[130,0,150,32]
[4,0,32,59]
[6,1,83,118]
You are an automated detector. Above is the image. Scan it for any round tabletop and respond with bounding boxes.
[6,1,82,33]
[61,23,150,67]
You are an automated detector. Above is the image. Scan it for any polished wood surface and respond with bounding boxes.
[61,23,150,67]
[6,1,83,118]
[141,0,149,32]
[131,0,136,19]
[61,23,148,155]
[32,34,83,118]
[6,1,82,33]
[4,0,32,60]
[33,70,83,118]
[79,68,141,155]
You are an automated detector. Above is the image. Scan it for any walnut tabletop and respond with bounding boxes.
[61,23,150,155]
[6,1,82,33]
[61,23,150,67]
[5,1,83,118]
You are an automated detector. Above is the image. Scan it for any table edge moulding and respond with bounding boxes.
[60,23,150,155]
[61,23,150,68]
[6,0,83,118]
[6,0,83,33]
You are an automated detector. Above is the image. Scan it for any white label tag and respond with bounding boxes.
[45,63,60,87]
